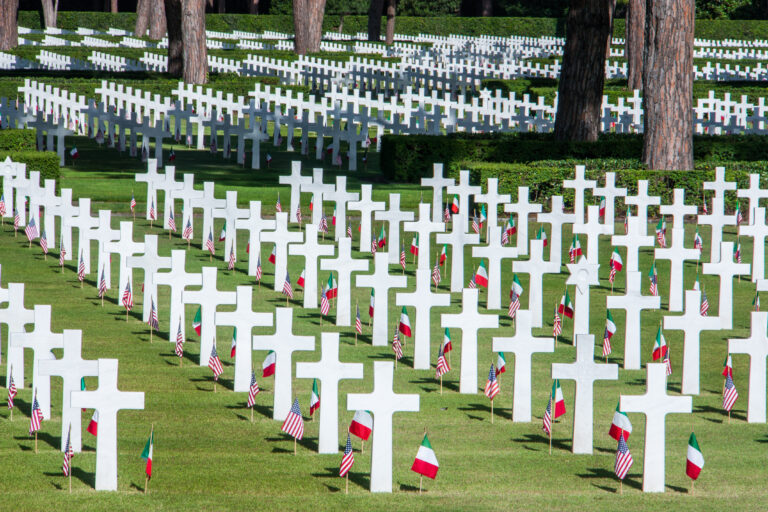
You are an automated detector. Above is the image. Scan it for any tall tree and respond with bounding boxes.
[135,0,150,36]
[41,0,58,27]
[384,0,395,45]
[293,0,327,54]
[248,0,259,14]
[110,0,117,13]
[165,0,183,76]
[553,0,611,142]
[182,0,207,84]
[642,0,694,170]
[149,0,166,39]
[367,0,384,41]
[625,0,644,90]
[0,0,19,50]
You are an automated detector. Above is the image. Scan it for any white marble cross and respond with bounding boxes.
[441,288,500,393]
[472,224,518,309]
[261,212,303,292]
[356,253,408,346]
[154,250,202,342]
[236,201,276,277]
[565,256,600,339]
[421,163,454,224]
[157,165,183,230]
[181,267,236,366]
[191,182,225,251]
[606,271,661,369]
[661,188,697,229]
[537,196,576,268]
[737,173,768,223]
[699,168,737,263]
[512,239,560,327]
[70,198,99,274]
[134,159,162,221]
[89,210,120,289]
[104,222,145,300]
[39,179,59,248]
[215,286,273,392]
[38,330,98,453]
[71,359,144,491]
[474,178,510,235]
[492,310,553,421]
[279,161,312,225]
[664,290,721,395]
[395,268,451,369]
[302,168,335,226]
[213,190,249,261]
[446,170,481,233]
[374,193,413,264]
[126,235,171,322]
[346,361,420,493]
[563,165,596,223]
[2,283,36,387]
[9,305,63,419]
[729,311,768,423]
[654,227,700,312]
[49,188,74,256]
[436,212,479,292]
[0,156,18,220]
[352,185,387,253]
[289,225,334,308]
[702,241,750,329]
[620,364,692,493]
[504,186,542,256]
[325,176,359,241]
[551,334,618,453]
[624,180,660,236]
[403,203,445,270]
[611,216,655,273]
[592,171,626,234]
[740,207,768,282]
[320,237,369,326]
[171,173,203,234]
[296,332,364,453]
[572,205,604,264]
[252,307,315,421]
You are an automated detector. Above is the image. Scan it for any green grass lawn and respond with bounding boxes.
[0,145,765,510]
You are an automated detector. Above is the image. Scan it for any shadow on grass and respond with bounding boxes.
[458,402,512,421]
[399,483,422,493]
[265,434,317,453]
[44,467,94,487]
[189,376,233,392]
[694,404,745,422]
[512,433,570,452]
[15,431,60,450]
[577,467,642,491]
[411,376,459,393]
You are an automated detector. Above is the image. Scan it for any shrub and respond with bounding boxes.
[0,151,61,185]
[0,129,36,151]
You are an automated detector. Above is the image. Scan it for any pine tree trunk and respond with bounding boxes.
[41,0,58,27]
[149,0,166,39]
[217,0,224,13]
[606,0,616,56]
[642,0,694,170]
[111,0,118,12]
[135,0,150,36]
[625,0,645,90]
[385,0,395,45]
[367,0,384,41]
[182,0,207,84]
[248,0,259,14]
[553,0,611,142]
[0,0,19,50]
[293,0,327,55]
[165,0,183,76]
[480,0,492,16]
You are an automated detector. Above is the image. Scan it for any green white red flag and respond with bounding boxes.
[410,434,439,479]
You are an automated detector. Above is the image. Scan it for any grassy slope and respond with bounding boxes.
[0,139,764,511]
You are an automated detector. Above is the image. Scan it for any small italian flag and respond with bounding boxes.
[399,306,412,337]
[439,244,447,265]
[309,379,320,416]
[141,428,154,478]
[686,432,704,480]
[608,401,632,441]
[722,354,733,377]
[230,327,237,358]
[262,350,276,377]
[652,327,667,361]
[349,410,373,440]
[87,410,98,436]
[297,269,305,288]
[192,306,202,336]
[610,248,623,271]
[496,352,506,375]
[604,311,616,340]
[510,274,523,298]
[451,194,459,214]
[369,289,375,317]
[410,235,419,255]
[219,221,226,242]
[559,290,574,318]
[410,433,439,479]
[268,245,276,264]
[551,379,566,418]
[474,260,489,288]
[536,227,547,246]
[754,292,761,311]
[442,327,452,353]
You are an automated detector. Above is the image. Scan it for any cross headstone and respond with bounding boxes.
[252,308,315,420]
[2,283,36,387]
[70,198,99,274]
[728,311,768,423]
[346,361,419,493]
[172,173,203,235]
[395,268,451,369]
[551,334,618,453]
[572,205,604,265]
[512,239,560,327]
[537,196,576,268]
[0,156,19,220]
[654,227,701,312]
[435,212,479,292]
[235,201,276,277]
[38,330,99,452]
[471,224,518,309]
[446,170,481,234]
[325,176,359,241]
[474,178,510,237]
[664,290,721,395]
[89,210,119,289]
[611,216,655,273]
[441,288,500,393]
[215,286,273,392]
[156,165,183,230]
[403,203,445,270]
[191,182,226,251]
[104,222,145,299]
[320,238,369,326]
[565,256,600,339]
[154,250,202,342]
[620,364,692,493]
[134,159,162,221]
[739,207,768,282]
[49,188,74,257]
[261,212,303,292]
[296,332,364,453]
[126,235,171,322]
[737,173,768,223]
[10,167,30,227]
[592,171,626,234]
[699,167,737,263]
[279,161,313,225]
[702,241,750,329]
[302,168,335,226]
[503,186,543,257]
[563,165,596,223]
[355,253,408,347]
[661,188,697,229]
[71,359,144,491]
[421,163,454,224]
[289,225,334,309]
[374,193,413,264]
[39,179,59,248]
[606,271,661,369]
[492,310,554,421]
[212,191,249,261]
[181,267,236,365]
[624,180,660,237]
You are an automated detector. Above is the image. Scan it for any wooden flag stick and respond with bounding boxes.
[490,399,494,424]
[440,375,443,395]
[150,326,153,344]
[345,473,349,495]
[619,479,623,495]
[179,355,183,368]
[419,475,423,495]
[549,424,552,455]
[101,295,104,307]
[250,406,254,423]
[35,431,38,453]
[214,379,217,393]
[209,253,212,262]
[361,440,364,453]
[144,475,149,494]
[691,479,694,494]
[728,410,731,424]
[294,437,297,455]
[126,309,129,321]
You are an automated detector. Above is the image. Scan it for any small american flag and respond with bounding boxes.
[25,217,38,241]
[208,344,224,379]
[355,304,363,334]
[275,194,282,213]
[436,346,450,378]
[39,229,48,254]
[29,393,43,434]
[443,204,450,223]
[148,297,159,330]
[168,209,177,232]
[206,229,215,255]
[281,398,304,440]
[0,194,6,216]
[700,290,710,316]
[62,426,74,476]
[98,268,107,298]
[501,229,509,246]
[484,364,499,400]
[149,199,156,221]
[13,208,20,229]
[339,433,354,477]
[59,241,66,267]
[371,237,377,254]
[175,323,184,358]
[431,261,441,286]
[736,204,744,225]
[228,246,236,270]
[614,434,634,480]
[183,219,193,240]
[702,199,708,214]
[77,252,86,282]
[508,292,520,319]
[542,395,552,436]
[609,265,617,283]
[320,287,331,316]
[468,276,476,289]
[255,255,262,281]
[553,308,562,337]
[347,224,352,238]
[247,371,260,407]
[296,206,302,224]
[400,244,406,270]
[282,272,294,299]
[130,194,136,212]
[392,326,403,360]
[723,374,739,412]
[472,215,479,234]
[663,352,672,376]
[7,373,16,409]
[735,243,742,263]
[122,281,133,311]
[319,214,328,233]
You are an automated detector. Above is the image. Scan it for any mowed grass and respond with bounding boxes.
[0,141,766,511]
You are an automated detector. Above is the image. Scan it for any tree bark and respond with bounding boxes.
[182,0,207,84]
[642,0,694,170]
[217,0,224,12]
[385,0,395,45]
[480,0,492,16]
[149,0,166,39]
[165,0,183,76]
[0,0,19,50]
[367,0,384,41]
[41,0,58,27]
[293,0,327,55]
[606,0,616,57]
[135,0,150,36]
[111,0,117,12]
[625,0,644,90]
[553,0,611,142]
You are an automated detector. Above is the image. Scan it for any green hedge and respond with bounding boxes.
[0,151,61,184]
[0,129,36,152]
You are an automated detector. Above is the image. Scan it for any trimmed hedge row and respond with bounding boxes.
[0,151,61,184]
[0,129,36,152]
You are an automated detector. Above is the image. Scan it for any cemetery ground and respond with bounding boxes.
[0,139,765,510]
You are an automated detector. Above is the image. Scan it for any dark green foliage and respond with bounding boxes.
[0,129,36,152]
[0,151,60,184]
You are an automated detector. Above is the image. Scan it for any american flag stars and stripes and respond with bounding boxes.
[149,199,156,221]
[296,206,302,225]
[122,281,133,311]
[614,434,634,480]
[508,292,521,319]
[339,434,354,477]
[723,374,739,412]
[443,204,451,223]
[208,344,224,379]
[436,346,450,378]
[275,194,282,213]
[400,244,407,270]
[281,398,304,440]
[228,247,236,270]
[148,298,160,330]
[542,396,553,436]
[175,323,184,358]
[59,238,66,267]
[0,194,6,216]
[347,223,352,239]
[168,209,177,232]
[432,260,441,286]
[320,286,331,316]
[355,305,363,334]
[206,229,215,255]
[392,327,403,360]
[24,217,38,241]
[40,229,48,254]
[484,364,499,400]
[183,219,193,240]
[255,255,263,282]
[29,393,43,434]
[62,426,74,476]
[282,272,294,299]
[247,371,260,407]
[701,290,710,316]
[13,208,20,229]
[553,307,562,337]
[471,214,479,234]
[7,373,16,409]
[77,252,86,282]
[648,264,658,296]
[98,268,107,298]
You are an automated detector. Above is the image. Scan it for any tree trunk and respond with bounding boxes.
[111,0,117,12]
[293,0,326,55]
[384,0,395,45]
[41,0,58,27]
[217,0,224,12]
[480,0,492,16]
[625,0,645,90]
[642,0,694,170]
[367,0,384,41]
[0,0,19,50]
[248,0,259,14]
[165,0,183,76]
[553,0,611,142]
[606,0,616,57]
[135,0,150,36]
[149,0,166,39]
[182,0,207,84]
